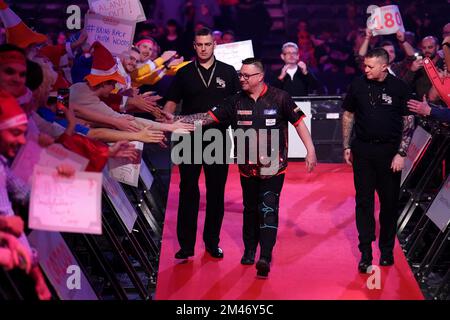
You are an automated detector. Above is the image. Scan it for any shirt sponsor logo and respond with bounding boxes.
[237,110,253,115]
[216,77,226,88]
[382,93,393,105]
[264,109,277,115]
[266,118,276,126]
[237,120,253,126]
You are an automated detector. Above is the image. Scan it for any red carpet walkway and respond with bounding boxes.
[155,163,424,300]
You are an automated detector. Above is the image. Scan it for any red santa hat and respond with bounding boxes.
[0,90,27,131]
[85,42,125,87]
[0,0,48,49]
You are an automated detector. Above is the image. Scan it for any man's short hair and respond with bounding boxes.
[242,57,265,73]
[0,44,26,57]
[380,40,395,48]
[281,42,299,52]
[131,46,140,54]
[422,35,439,46]
[195,27,213,37]
[365,47,389,64]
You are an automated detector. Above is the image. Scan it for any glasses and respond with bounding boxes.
[237,72,261,80]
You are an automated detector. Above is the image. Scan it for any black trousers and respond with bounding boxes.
[352,139,401,254]
[177,163,229,252]
[240,174,285,261]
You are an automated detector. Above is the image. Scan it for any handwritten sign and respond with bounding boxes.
[288,101,312,158]
[366,5,405,36]
[28,231,98,300]
[85,12,136,56]
[12,142,89,186]
[108,141,143,187]
[215,40,254,71]
[88,0,146,23]
[426,176,450,232]
[103,169,137,233]
[29,166,103,234]
[401,126,432,186]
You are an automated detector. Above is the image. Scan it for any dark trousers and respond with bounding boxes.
[352,139,401,254]
[240,174,285,261]
[177,163,229,252]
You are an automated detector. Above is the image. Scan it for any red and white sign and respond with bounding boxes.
[367,5,405,36]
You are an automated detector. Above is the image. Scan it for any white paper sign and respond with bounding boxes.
[426,176,450,232]
[29,166,103,234]
[215,40,254,71]
[85,12,136,56]
[88,0,146,22]
[108,141,143,187]
[139,160,154,190]
[28,231,98,300]
[12,142,89,186]
[288,101,311,158]
[102,170,137,233]
[401,126,432,185]
[366,5,405,36]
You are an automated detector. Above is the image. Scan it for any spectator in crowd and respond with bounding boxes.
[403,35,445,101]
[273,42,318,96]
[221,30,235,44]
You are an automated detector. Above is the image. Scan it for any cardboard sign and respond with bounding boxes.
[367,5,405,36]
[401,126,432,186]
[29,166,103,234]
[288,101,312,158]
[28,231,98,300]
[12,142,89,186]
[426,176,450,232]
[108,141,143,187]
[102,170,137,233]
[215,40,254,71]
[85,12,136,56]
[88,0,146,22]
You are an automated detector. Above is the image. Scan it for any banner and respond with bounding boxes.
[88,0,146,22]
[215,40,254,71]
[85,12,136,56]
[28,231,98,300]
[12,142,89,186]
[426,176,450,232]
[366,5,405,36]
[108,141,143,187]
[401,126,432,185]
[29,166,103,234]
[103,170,138,233]
[140,160,154,191]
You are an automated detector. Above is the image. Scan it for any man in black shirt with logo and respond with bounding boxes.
[178,58,317,278]
[163,27,240,260]
[342,48,415,273]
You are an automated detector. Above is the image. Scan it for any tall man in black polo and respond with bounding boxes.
[342,48,415,273]
[178,58,317,278]
[163,27,240,259]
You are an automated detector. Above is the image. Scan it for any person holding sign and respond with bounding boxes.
[163,27,240,261]
[342,48,415,273]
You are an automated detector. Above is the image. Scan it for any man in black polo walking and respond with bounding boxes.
[342,48,415,273]
[163,27,240,260]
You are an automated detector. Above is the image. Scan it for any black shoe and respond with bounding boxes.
[256,258,270,278]
[205,246,224,258]
[240,249,256,265]
[175,249,194,259]
[358,251,373,273]
[380,252,394,266]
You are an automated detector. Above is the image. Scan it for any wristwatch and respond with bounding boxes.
[398,149,407,157]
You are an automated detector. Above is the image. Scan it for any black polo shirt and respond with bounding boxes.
[342,74,412,143]
[208,84,305,178]
[165,58,240,118]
